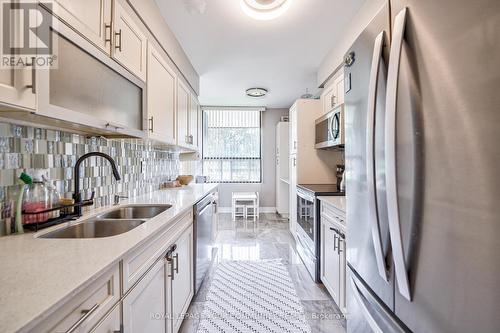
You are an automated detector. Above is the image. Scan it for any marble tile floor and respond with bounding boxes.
[180,213,346,333]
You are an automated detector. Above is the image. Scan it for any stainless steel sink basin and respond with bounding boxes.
[40,219,146,239]
[98,204,171,219]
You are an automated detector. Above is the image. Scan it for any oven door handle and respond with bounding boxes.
[296,232,315,258]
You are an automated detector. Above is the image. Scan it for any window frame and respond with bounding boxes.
[201,109,263,184]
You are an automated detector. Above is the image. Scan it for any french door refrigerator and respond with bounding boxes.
[344,0,500,332]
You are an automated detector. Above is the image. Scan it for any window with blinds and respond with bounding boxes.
[202,109,262,183]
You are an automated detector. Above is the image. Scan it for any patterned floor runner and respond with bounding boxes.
[197,260,311,333]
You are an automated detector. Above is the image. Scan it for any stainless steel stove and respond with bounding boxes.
[295,184,345,282]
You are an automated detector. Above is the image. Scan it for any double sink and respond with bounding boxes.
[40,205,172,239]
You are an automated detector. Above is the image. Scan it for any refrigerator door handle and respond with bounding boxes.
[366,30,388,282]
[349,265,410,333]
[385,7,412,301]
[349,274,385,333]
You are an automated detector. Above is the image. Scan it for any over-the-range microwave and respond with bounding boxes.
[315,104,345,150]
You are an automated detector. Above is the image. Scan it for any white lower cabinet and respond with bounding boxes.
[169,226,194,333]
[123,258,168,333]
[90,305,121,333]
[320,203,346,313]
[31,213,194,333]
[34,265,120,333]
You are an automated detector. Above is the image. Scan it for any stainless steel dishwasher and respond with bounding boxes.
[193,192,216,294]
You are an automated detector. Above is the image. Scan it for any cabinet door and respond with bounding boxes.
[334,73,345,105]
[321,85,335,114]
[90,305,121,333]
[51,0,112,54]
[170,226,194,333]
[123,259,167,333]
[0,2,36,111]
[289,105,297,154]
[320,218,341,306]
[147,43,176,145]
[176,80,190,147]
[112,0,147,81]
[189,93,199,148]
[289,155,297,236]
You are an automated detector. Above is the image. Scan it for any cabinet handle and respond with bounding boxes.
[293,157,296,167]
[174,253,179,274]
[165,244,177,280]
[104,24,112,45]
[149,116,154,132]
[337,238,343,255]
[115,29,122,52]
[105,123,124,131]
[65,303,99,333]
[293,141,297,150]
[25,57,36,94]
[333,234,338,252]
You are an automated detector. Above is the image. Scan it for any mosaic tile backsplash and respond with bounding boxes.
[0,122,182,235]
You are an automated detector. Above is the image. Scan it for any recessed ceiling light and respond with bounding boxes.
[246,87,268,98]
[240,0,293,21]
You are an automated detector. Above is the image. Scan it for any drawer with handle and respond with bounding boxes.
[34,265,120,333]
[321,202,345,227]
[122,209,193,292]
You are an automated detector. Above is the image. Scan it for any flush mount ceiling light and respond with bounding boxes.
[246,87,268,98]
[240,0,293,21]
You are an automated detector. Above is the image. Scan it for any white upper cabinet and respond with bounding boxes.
[334,73,345,106]
[321,71,345,115]
[189,92,199,148]
[0,3,36,111]
[176,79,190,148]
[112,0,147,81]
[147,42,177,145]
[50,0,112,55]
[0,65,36,111]
[176,79,199,151]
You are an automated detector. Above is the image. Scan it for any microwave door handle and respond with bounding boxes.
[329,115,335,141]
[385,7,411,301]
[366,31,388,282]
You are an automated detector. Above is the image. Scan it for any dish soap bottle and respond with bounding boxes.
[43,175,61,219]
[15,172,33,234]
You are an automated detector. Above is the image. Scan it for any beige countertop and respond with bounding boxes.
[318,196,346,213]
[0,183,218,333]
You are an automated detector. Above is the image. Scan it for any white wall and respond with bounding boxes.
[317,0,386,87]
[217,108,288,210]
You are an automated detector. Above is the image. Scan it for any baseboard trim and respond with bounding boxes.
[218,207,277,214]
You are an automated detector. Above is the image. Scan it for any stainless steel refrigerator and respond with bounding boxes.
[344,0,500,332]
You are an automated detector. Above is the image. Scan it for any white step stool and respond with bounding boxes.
[232,192,260,231]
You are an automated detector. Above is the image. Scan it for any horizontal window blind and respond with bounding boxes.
[202,109,262,183]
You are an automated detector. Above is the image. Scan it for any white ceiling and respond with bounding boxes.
[155,0,365,108]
